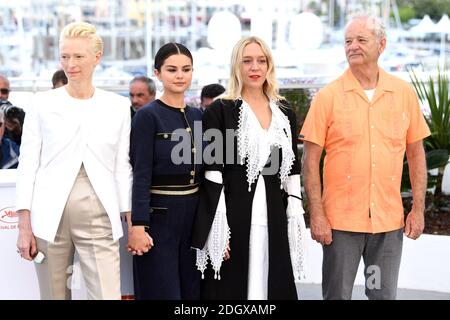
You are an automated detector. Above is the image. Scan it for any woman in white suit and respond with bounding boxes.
[15,22,132,300]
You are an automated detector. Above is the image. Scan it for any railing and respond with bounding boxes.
[6,70,448,112]
[7,71,429,93]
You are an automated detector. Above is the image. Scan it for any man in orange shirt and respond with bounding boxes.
[301,14,430,300]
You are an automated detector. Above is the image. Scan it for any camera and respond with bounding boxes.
[0,99,12,108]
[0,99,25,145]
[4,105,25,123]
[0,99,25,125]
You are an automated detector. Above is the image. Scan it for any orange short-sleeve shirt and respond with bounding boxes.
[300,68,430,233]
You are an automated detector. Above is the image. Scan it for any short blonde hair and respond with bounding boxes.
[59,21,103,54]
[224,36,283,101]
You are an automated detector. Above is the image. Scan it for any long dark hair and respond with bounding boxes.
[154,43,193,71]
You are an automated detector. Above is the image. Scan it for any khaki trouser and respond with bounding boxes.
[34,165,121,300]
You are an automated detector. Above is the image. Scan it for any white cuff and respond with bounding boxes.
[284,175,307,280]
[284,174,305,218]
[283,174,301,197]
[205,170,223,184]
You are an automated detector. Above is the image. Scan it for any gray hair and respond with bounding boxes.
[345,13,386,41]
[130,76,156,95]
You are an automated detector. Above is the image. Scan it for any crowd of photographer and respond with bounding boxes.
[0,74,25,169]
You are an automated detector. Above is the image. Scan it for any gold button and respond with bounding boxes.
[192,148,196,153]
[164,134,168,139]
[186,127,191,132]
[189,179,194,184]
[190,171,195,176]
[180,108,185,113]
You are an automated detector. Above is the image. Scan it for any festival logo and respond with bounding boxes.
[0,207,18,225]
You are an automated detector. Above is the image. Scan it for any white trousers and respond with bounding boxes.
[247,176,269,300]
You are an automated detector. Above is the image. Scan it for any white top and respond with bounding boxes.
[248,111,273,226]
[15,86,132,242]
[364,89,376,102]
[236,99,295,191]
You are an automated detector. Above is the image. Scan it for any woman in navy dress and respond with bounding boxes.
[128,43,202,299]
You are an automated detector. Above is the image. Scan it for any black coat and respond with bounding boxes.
[192,99,300,300]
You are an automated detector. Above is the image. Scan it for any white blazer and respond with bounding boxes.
[16,87,132,242]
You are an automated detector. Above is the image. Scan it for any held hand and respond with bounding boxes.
[16,210,37,261]
[127,226,153,255]
[310,212,333,245]
[404,208,425,240]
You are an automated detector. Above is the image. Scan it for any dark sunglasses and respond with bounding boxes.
[0,88,10,95]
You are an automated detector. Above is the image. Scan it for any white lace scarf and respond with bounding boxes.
[237,99,295,191]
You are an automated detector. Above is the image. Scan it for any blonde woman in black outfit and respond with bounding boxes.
[192,36,307,300]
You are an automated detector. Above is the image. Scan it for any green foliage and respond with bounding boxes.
[280,88,315,133]
[412,0,450,20]
[396,0,450,20]
[409,69,450,152]
[404,68,450,196]
[393,6,416,24]
[401,149,449,191]
[426,149,450,169]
